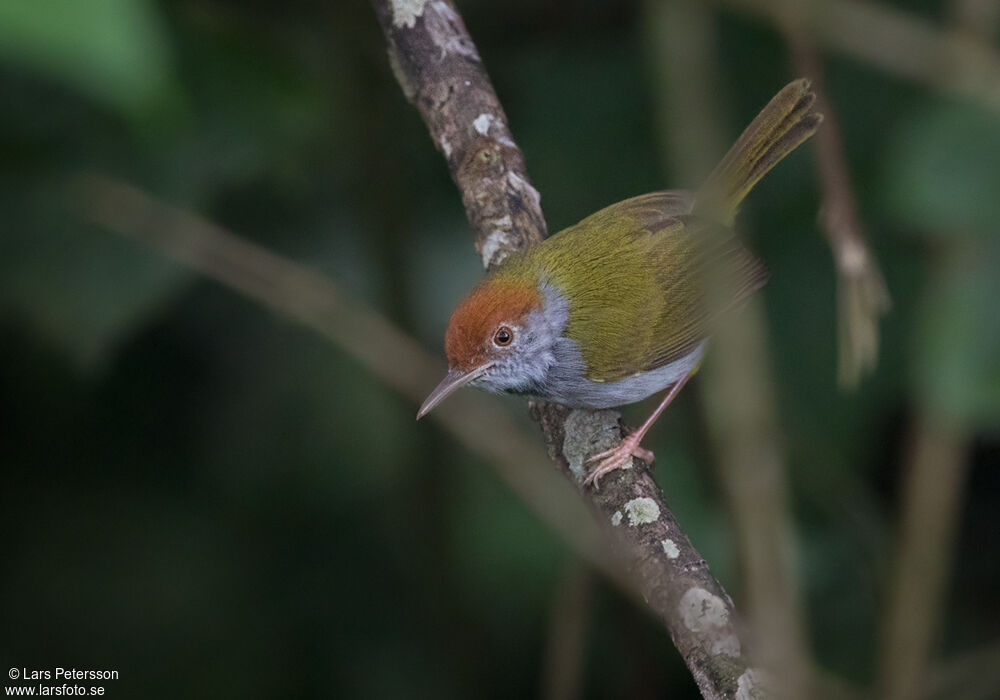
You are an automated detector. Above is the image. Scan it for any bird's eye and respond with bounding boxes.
[493,326,513,347]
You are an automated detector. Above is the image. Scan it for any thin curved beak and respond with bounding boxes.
[417,364,491,419]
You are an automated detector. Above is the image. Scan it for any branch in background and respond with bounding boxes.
[813,670,867,700]
[720,0,1000,114]
[944,0,1000,82]
[371,1,764,697]
[785,30,891,389]
[645,1,813,697]
[947,0,1000,44]
[878,0,989,694]
[541,564,593,700]
[926,639,1000,700]
[878,412,970,700]
[80,175,630,596]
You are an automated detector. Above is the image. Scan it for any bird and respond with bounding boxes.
[418,79,822,487]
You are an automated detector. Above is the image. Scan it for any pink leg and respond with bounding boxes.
[584,372,694,489]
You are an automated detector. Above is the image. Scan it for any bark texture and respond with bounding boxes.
[372,0,546,268]
[371,1,764,697]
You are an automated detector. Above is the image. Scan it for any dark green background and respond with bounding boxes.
[1,0,998,697]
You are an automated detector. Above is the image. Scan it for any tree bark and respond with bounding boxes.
[370,2,765,697]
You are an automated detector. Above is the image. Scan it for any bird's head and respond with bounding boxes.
[418,276,563,418]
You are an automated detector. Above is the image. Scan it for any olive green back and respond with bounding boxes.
[486,81,822,382]
[495,192,767,382]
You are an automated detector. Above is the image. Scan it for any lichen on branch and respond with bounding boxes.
[370,1,765,697]
[374,0,546,268]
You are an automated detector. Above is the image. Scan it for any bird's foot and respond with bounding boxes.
[584,434,655,490]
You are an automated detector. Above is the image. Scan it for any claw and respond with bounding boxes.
[583,435,655,489]
[581,373,691,489]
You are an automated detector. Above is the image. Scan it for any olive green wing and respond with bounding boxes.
[638,216,768,373]
[539,191,767,383]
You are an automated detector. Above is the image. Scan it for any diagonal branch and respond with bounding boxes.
[372,1,765,698]
[80,175,626,594]
[373,0,547,268]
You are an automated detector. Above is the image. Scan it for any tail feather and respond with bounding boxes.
[695,79,823,224]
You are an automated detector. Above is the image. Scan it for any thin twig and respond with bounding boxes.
[720,0,1000,113]
[645,1,813,697]
[371,1,764,697]
[785,31,891,389]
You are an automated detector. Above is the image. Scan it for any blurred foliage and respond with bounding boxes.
[0,0,173,115]
[885,100,1000,237]
[1,0,998,698]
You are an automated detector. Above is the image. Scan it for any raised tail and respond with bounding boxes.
[695,78,822,225]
